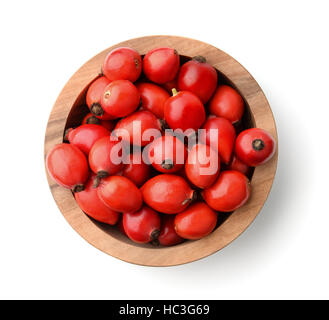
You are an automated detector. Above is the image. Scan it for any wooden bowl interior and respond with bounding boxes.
[63,54,256,250]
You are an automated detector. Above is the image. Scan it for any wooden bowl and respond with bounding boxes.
[44,36,278,266]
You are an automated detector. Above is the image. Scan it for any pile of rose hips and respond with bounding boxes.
[46,47,276,246]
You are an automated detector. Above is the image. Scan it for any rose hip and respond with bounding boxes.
[101,80,140,118]
[75,175,119,225]
[143,47,180,84]
[141,174,196,214]
[136,82,170,119]
[178,56,217,104]
[202,170,251,212]
[88,136,125,185]
[98,176,143,213]
[158,215,184,246]
[67,124,110,155]
[147,135,187,173]
[102,47,142,82]
[123,206,161,243]
[86,76,114,120]
[46,143,89,192]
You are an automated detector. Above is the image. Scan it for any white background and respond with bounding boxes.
[0,0,328,300]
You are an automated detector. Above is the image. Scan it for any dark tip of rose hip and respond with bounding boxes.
[134,58,139,68]
[93,177,101,188]
[97,170,109,179]
[72,184,85,193]
[86,115,101,125]
[174,49,178,55]
[159,119,169,131]
[252,139,265,151]
[161,160,174,170]
[90,103,104,117]
[192,55,207,63]
[63,128,72,142]
[151,239,160,246]
[93,171,109,188]
[182,190,198,205]
[150,229,160,241]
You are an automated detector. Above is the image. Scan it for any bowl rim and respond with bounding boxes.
[44,35,278,267]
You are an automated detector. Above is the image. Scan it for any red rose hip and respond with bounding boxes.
[200,116,236,164]
[67,124,110,155]
[101,80,140,118]
[102,47,142,82]
[46,143,89,192]
[202,170,251,212]
[158,215,184,246]
[141,174,196,214]
[122,152,151,187]
[164,89,206,132]
[123,206,161,244]
[136,82,170,119]
[88,136,125,184]
[235,128,276,166]
[75,175,119,225]
[227,155,251,176]
[143,47,180,84]
[98,176,143,213]
[147,135,187,173]
[178,56,217,104]
[209,85,245,124]
[185,143,220,189]
[113,110,162,147]
[174,202,217,240]
[86,76,114,120]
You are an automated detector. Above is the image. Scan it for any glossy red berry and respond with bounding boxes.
[141,174,196,214]
[88,136,125,184]
[67,124,110,155]
[178,56,217,103]
[75,175,119,225]
[102,47,142,82]
[235,128,276,166]
[86,76,114,120]
[185,143,220,189]
[143,47,180,84]
[202,170,251,212]
[113,110,162,147]
[209,85,245,124]
[46,143,89,192]
[122,152,151,187]
[123,206,161,243]
[174,202,217,240]
[158,215,184,246]
[227,155,251,176]
[147,135,187,173]
[101,80,140,118]
[164,89,206,132]
[98,176,143,213]
[200,116,236,164]
[136,82,170,119]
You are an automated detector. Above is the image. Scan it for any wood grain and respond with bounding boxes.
[44,36,278,266]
